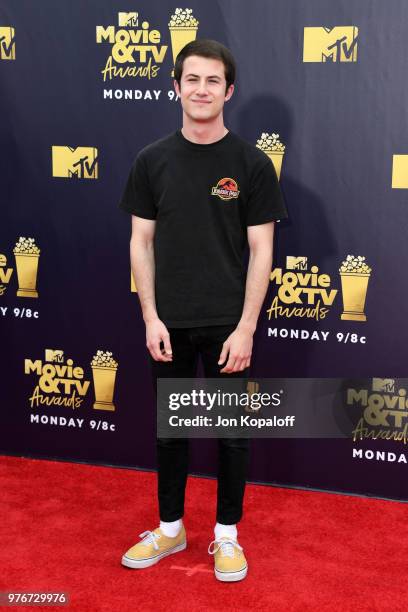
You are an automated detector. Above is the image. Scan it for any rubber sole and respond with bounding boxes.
[214,564,248,582]
[121,541,187,569]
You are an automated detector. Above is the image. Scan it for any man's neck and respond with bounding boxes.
[181,119,229,145]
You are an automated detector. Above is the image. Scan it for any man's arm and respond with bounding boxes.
[237,221,275,333]
[218,221,274,373]
[130,215,173,362]
[130,215,157,323]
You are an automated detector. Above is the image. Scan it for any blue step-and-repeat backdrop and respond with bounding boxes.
[1,0,408,500]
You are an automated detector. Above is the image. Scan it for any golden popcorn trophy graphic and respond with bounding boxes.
[256,133,286,180]
[339,255,371,321]
[13,237,40,298]
[91,351,118,411]
[131,269,137,292]
[168,8,199,77]
[245,381,260,413]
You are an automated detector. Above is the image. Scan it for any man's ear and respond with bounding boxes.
[174,79,180,97]
[224,83,235,102]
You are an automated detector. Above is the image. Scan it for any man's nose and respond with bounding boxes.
[196,80,209,95]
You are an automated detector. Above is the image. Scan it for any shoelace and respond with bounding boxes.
[139,530,161,551]
[208,538,243,558]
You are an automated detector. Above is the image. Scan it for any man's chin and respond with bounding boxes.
[188,109,218,121]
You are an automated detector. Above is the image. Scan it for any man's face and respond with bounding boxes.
[174,55,234,123]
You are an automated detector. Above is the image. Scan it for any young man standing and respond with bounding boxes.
[119,39,287,582]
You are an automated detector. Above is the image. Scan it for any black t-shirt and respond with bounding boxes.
[119,129,288,328]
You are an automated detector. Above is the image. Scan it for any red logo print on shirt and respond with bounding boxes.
[211,177,240,201]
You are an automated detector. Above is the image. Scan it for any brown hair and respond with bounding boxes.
[174,39,236,92]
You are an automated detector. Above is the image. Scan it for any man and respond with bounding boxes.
[118,39,288,582]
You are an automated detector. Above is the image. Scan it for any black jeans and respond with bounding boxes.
[149,323,251,525]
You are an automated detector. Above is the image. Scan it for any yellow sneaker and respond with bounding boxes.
[121,525,186,569]
[208,537,248,582]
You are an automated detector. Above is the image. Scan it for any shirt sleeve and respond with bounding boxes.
[246,159,288,226]
[118,153,157,220]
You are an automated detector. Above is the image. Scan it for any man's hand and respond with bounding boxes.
[146,318,173,362]
[218,326,254,373]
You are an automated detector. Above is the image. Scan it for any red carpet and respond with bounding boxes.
[1,455,408,612]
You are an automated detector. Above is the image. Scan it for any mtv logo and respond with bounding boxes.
[0,27,16,60]
[131,268,137,292]
[392,155,408,188]
[118,12,138,27]
[286,256,308,270]
[52,146,98,179]
[303,26,358,62]
[45,349,64,363]
[372,378,395,393]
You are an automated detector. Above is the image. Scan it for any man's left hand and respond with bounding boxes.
[218,326,254,373]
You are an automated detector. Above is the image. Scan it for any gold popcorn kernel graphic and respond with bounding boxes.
[0,27,15,60]
[52,146,98,179]
[256,132,286,180]
[168,8,199,76]
[303,26,358,63]
[13,237,40,298]
[118,12,138,27]
[339,255,371,321]
[392,155,408,188]
[91,350,118,411]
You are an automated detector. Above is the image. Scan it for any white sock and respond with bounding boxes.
[160,519,182,537]
[214,522,237,541]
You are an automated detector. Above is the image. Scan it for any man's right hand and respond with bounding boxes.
[146,318,173,362]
